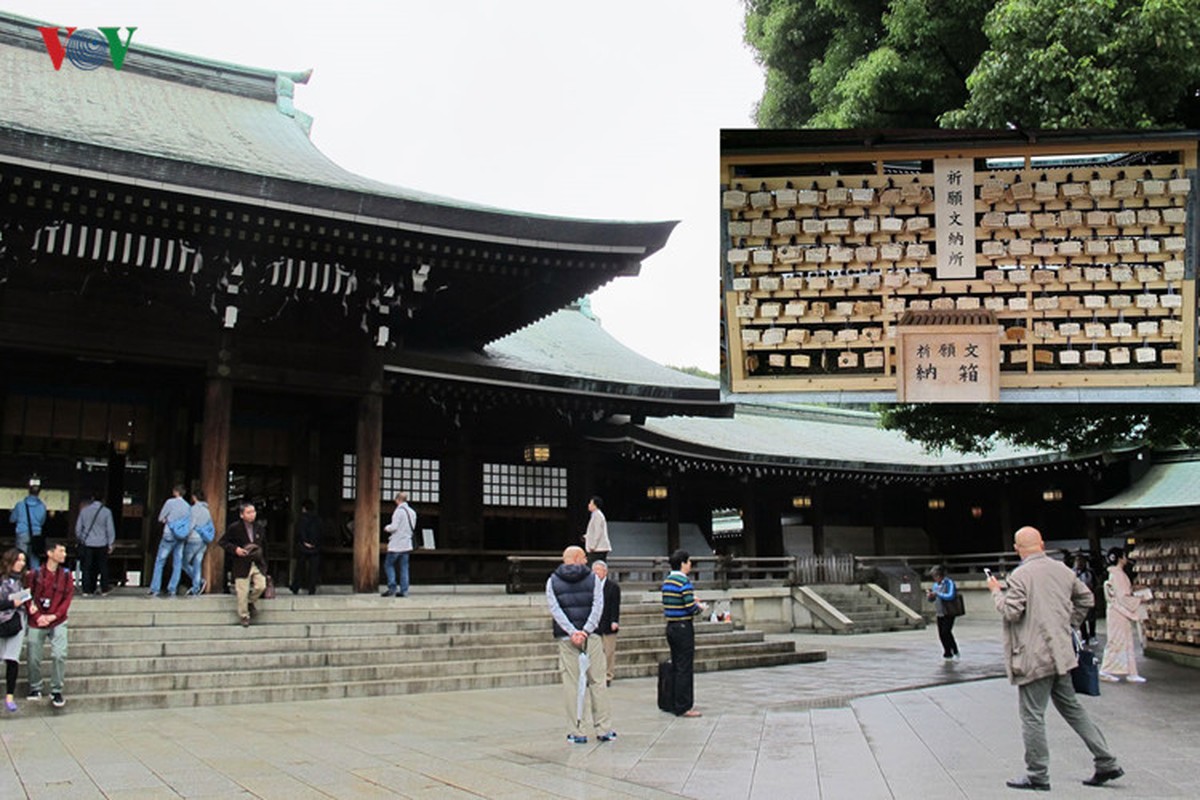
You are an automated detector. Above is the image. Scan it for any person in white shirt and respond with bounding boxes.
[382,492,415,597]
[583,496,611,564]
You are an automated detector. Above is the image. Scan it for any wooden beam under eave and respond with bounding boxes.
[720,137,1199,171]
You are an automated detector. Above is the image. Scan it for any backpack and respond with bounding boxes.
[196,519,216,544]
[167,515,191,541]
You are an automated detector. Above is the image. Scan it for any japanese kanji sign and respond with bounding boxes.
[934,158,976,279]
[895,311,1000,402]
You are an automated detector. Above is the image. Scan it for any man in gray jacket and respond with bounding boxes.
[75,492,115,596]
[988,526,1124,791]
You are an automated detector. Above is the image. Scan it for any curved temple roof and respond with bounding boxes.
[385,306,726,416]
[603,403,1079,476]
[0,12,674,257]
[1082,459,1200,514]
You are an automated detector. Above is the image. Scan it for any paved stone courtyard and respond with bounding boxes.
[1,616,1197,799]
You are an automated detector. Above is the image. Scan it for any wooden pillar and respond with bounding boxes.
[755,492,784,557]
[200,376,231,592]
[105,445,126,535]
[568,444,595,548]
[443,429,482,550]
[740,478,757,557]
[871,487,886,556]
[286,421,316,590]
[352,390,383,592]
[999,489,1014,552]
[666,474,681,555]
[143,391,174,582]
[1081,479,1102,557]
[811,490,826,557]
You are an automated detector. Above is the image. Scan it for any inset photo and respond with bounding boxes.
[720,129,1198,403]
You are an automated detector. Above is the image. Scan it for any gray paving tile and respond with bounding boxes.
[2,612,1199,799]
[811,706,891,799]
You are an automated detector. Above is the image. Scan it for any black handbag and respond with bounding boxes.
[944,592,966,617]
[1071,633,1101,696]
[0,613,22,638]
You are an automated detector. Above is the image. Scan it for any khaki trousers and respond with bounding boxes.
[558,635,611,737]
[601,633,617,682]
[235,563,266,620]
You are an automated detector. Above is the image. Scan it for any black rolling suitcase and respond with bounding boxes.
[657,660,674,712]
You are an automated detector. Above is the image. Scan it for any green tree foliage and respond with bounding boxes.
[877,404,1200,455]
[944,0,1200,127]
[744,0,993,127]
[743,0,1200,128]
[669,365,720,381]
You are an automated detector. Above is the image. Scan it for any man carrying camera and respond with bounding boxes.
[221,502,268,627]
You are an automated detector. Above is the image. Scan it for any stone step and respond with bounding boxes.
[613,641,802,667]
[44,668,565,714]
[68,597,677,621]
[66,615,737,645]
[65,617,556,643]
[67,603,559,627]
[31,648,821,715]
[67,653,564,694]
[34,594,826,713]
[839,606,891,616]
[844,612,908,625]
[66,624,760,660]
[67,637,797,678]
[846,626,910,634]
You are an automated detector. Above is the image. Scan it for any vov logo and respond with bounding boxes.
[38,27,137,71]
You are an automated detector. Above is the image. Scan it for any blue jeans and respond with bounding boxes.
[15,534,40,570]
[149,536,185,594]
[183,537,206,593]
[384,551,410,595]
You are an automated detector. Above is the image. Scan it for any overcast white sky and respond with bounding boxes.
[4,1,764,373]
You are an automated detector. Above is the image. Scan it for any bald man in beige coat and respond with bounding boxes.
[988,526,1123,791]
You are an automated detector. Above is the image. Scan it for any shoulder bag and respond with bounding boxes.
[1071,632,1101,696]
[944,591,966,618]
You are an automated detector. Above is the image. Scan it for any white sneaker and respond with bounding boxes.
[1126,675,1147,683]
[1098,672,1120,683]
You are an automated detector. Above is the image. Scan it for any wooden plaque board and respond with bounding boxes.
[895,311,1001,402]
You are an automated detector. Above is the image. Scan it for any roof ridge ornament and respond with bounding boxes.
[275,70,314,136]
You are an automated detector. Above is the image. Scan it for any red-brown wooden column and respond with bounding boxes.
[666,474,681,555]
[353,390,383,592]
[199,376,231,592]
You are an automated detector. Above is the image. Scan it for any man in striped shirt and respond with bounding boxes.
[662,549,706,717]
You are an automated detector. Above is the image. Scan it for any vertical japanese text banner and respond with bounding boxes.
[934,158,976,279]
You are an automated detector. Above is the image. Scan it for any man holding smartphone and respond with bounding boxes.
[988,526,1123,791]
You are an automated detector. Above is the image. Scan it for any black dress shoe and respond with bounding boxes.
[1006,776,1050,791]
[1083,766,1124,786]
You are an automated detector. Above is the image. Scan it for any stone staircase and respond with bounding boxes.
[801,583,925,634]
[27,590,824,713]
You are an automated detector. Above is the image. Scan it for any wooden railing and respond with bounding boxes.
[855,551,1024,580]
[506,553,862,594]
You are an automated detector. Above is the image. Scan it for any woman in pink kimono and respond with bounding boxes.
[1099,548,1146,683]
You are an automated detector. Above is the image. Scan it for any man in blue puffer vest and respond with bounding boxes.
[546,545,614,744]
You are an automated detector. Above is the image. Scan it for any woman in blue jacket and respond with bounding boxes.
[928,566,960,660]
